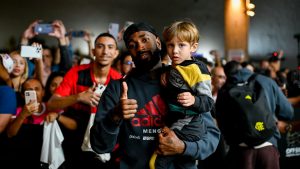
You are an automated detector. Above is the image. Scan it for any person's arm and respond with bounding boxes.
[91,81,138,153]
[20,20,40,46]
[0,114,12,133]
[277,120,300,134]
[0,62,13,87]
[288,96,300,107]
[270,78,294,120]
[30,43,45,86]
[49,20,72,72]
[177,60,214,113]
[47,88,96,111]
[191,95,214,113]
[46,67,98,111]
[44,112,77,130]
[7,101,39,138]
[0,86,17,133]
[58,45,72,72]
[157,111,220,160]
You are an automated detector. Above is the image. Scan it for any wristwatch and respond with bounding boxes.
[285,123,293,132]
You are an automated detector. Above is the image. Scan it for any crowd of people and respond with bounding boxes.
[0,19,299,169]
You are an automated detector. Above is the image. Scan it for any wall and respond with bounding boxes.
[0,0,299,68]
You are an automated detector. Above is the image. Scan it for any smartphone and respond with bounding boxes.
[70,30,85,37]
[34,23,53,34]
[108,23,119,40]
[24,90,37,104]
[20,45,42,58]
[94,84,106,95]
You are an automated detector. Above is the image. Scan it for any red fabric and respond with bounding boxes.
[55,63,122,113]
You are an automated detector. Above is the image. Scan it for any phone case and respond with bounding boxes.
[20,46,42,58]
[25,90,37,104]
[108,23,119,40]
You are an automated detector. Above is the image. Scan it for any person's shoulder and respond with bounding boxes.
[187,59,211,74]
[67,63,91,73]
[77,63,92,70]
[255,73,275,84]
[0,85,14,91]
[109,67,122,79]
[0,85,16,97]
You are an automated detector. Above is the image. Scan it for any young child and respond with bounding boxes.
[151,20,214,169]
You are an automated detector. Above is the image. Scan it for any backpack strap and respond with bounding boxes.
[246,73,258,88]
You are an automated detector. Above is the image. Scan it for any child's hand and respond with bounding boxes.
[177,92,195,107]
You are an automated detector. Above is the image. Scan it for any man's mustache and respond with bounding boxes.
[136,51,152,58]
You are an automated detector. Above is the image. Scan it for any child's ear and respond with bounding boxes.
[191,43,198,52]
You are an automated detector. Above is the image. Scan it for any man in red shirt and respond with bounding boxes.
[47,32,122,169]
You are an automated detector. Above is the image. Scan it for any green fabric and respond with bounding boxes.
[168,104,198,115]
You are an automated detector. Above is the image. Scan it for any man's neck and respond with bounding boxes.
[151,60,163,71]
[93,63,111,84]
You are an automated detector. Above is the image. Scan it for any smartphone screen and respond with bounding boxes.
[25,90,37,104]
[34,24,53,34]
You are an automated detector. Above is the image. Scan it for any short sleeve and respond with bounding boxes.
[0,86,17,115]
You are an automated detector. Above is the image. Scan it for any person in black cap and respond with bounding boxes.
[90,22,220,169]
[268,50,288,94]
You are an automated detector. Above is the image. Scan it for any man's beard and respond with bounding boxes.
[133,49,161,72]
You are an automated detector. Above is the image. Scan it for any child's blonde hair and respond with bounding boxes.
[163,20,199,44]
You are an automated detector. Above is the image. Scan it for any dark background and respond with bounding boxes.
[0,0,299,68]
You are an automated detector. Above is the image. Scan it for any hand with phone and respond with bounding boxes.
[49,20,68,45]
[67,29,93,57]
[23,90,40,115]
[20,20,41,45]
[34,23,54,34]
[20,42,43,58]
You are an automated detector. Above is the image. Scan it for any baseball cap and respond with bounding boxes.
[268,51,285,62]
[0,54,14,73]
[123,22,158,47]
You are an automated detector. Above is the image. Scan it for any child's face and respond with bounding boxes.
[166,37,198,65]
[11,53,26,77]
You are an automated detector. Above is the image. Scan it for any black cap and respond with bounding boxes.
[123,22,158,47]
[268,52,285,62]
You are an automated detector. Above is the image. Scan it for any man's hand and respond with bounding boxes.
[49,20,66,39]
[78,84,100,107]
[113,82,138,121]
[22,101,40,118]
[45,112,60,123]
[156,127,185,156]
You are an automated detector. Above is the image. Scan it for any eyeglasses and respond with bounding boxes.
[215,75,226,79]
[123,61,133,65]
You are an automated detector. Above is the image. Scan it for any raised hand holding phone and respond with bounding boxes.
[24,90,39,114]
[25,90,37,105]
[34,23,54,34]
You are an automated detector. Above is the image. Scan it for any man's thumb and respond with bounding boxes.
[121,81,128,99]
